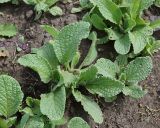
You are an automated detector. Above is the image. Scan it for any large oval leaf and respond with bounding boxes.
[125,56,153,82]
[53,21,90,64]
[86,77,125,98]
[18,54,53,83]
[0,75,23,118]
[40,86,66,120]
[73,90,103,124]
[68,117,90,128]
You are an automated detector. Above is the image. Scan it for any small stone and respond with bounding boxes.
[25,10,33,19]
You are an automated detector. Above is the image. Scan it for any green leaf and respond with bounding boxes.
[40,86,66,120]
[53,21,90,64]
[106,28,122,40]
[35,42,59,71]
[125,56,153,82]
[0,24,17,37]
[0,118,7,128]
[35,2,48,12]
[114,33,131,55]
[71,51,80,69]
[45,0,58,7]
[90,14,106,30]
[73,90,103,124]
[115,55,128,67]
[90,0,122,24]
[19,114,30,128]
[123,85,147,99]
[23,0,37,5]
[129,26,153,54]
[18,54,53,83]
[49,6,63,16]
[104,96,117,102]
[24,116,44,128]
[79,66,97,83]
[130,0,141,19]
[68,117,90,128]
[0,0,11,3]
[80,33,97,68]
[86,77,125,98]
[0,75,23,118]
[95,58,118,78]
[58,70,77,87]
[41,25,59,38]
[150,18,160,29]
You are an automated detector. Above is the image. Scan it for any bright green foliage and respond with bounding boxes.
[86,77,125,98]
[18,54,53,83]
[0,75,23,118]
[87,0,160,55]
[73,90,103,123]
[155,0,160,7]
[23,117,44,128]
[40,86,66,120]
[68,117,90,128]
[0,0,11,3]
[125,57,152,82]
[0,24,17,37]
[53,21,90,64]
[94,56,153,99]
[18,21,103,125]
[23,0,62,19]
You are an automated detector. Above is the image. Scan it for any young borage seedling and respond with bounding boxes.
[84,0,160,55]
[18,21,104,125]
[0,75,24,128]
[23,0,63,20]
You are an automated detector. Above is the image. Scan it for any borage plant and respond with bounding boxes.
[23,0,63,19]
[18,21,104,126]
[84,0,160,55]
[0,75,24,128]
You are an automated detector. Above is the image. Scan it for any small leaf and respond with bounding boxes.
[41,25,59,38]
[129,26,153,54]
[0,75,23,118]
[0,24,17,37]
[18,54,53,83]
[68,117,90,128]
[90,0,122,24]
[40,86,66,120]
[123,85,147,99]
[150,18,160,29]
[0,0,10,3]
[53,21,90,64]
[24,116,44,128]
[49,6,63,16]
[125,56,153,82]
[73,90,103,124]
[86,77,125,98]
[80,32,97,68]
[95,58,118,78]
[90,14,106,30]
[106,28,122,40]
[114,33,131,55]
[79,66,97,83]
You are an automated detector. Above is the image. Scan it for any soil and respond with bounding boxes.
[0,2,159,128]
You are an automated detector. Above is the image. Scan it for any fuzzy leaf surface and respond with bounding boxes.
[0,75,23,118]
[53,22,90,64]
[125,57,152,82]
[73,90,103,124]
[18,54,53,83]
[0,24,17,37]
[40,86,66,120]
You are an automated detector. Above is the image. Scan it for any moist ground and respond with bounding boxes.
[0,2,159,128]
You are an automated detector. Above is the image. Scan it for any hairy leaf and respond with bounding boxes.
[24,117,44,128]
[73,90,103,124]
[18,54,53,83]
[68,117,90,128]
[53,22,90,64]
[0,75,23,118]
[86,77,125,98]
[49,6,63,16]
[125,57,153,82]
[41,25,59,38]
[0,24,17,37]
[123,85,147,98]
[40,86,66,120]
[90,0,122,24]
[95,58,118,78]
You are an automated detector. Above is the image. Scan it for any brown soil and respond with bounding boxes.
[0,2,159,128]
